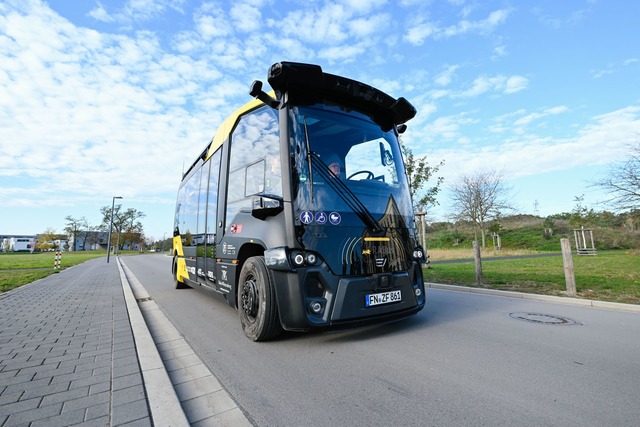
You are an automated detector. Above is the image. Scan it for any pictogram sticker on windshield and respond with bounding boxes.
[315,212,327,224]
[300,211,313,224]
[329,212,341,225]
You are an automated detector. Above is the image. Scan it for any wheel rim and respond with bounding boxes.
[241,275,259,320]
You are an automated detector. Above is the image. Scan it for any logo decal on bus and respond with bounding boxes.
[375,258,387,268]
[315,212,327,224]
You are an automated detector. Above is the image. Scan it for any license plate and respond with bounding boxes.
[365,290,401,307]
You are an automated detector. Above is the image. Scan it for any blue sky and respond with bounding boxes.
[1,0,639,241]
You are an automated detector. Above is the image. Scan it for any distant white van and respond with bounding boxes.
[10,237,35,253]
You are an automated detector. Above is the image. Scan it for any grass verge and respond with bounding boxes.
[424,250,640,305]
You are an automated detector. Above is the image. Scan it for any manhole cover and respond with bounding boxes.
[509,312,581,325]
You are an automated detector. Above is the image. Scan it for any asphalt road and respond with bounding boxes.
[123,254,640,427]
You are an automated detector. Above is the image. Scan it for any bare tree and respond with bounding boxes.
[449,169,513,248]
[593,140,640,211]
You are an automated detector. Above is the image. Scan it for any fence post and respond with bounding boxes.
[561,238,576,296]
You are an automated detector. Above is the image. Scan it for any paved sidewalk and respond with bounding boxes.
[0,258,168,426]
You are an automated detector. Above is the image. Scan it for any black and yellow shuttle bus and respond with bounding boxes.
[173,62,426,341]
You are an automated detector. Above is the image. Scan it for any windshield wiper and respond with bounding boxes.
[310,154,383,234]
[302,117,314,203]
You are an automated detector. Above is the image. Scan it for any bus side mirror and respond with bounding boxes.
[252,195,284,220]
[249,80,279,109]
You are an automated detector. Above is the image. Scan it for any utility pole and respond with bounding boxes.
[106,196,122,263]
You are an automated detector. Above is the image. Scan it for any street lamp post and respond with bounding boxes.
[106,196,123,263]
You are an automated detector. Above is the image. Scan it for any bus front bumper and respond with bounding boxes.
[270,262,426,332]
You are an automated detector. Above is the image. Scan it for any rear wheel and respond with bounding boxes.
[173,256,189,289]
[238,256,282,341]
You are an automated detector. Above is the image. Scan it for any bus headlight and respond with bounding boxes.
[265,247,289,270]
[291,251,305,267]
[305,253,317,265]
[265,247,322,271]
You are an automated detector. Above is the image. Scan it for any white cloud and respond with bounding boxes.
[318,44,366,64]
[504,75,529,94]
[513,105,569,126]
[88,2,114,23]
[421,114,478,144]
[348,13,390,38]
[404,8,511,45]
[430,106,640,184]
[456,74,528,97]
[88,0,186,26]
[195,6,233,40]
[340,0,388,14]
[491,44,507,60]
[269,4,349,45]
[230,3,262,33]
[262,34,316,62]
[403,19,436,46]
[434,65,459,86]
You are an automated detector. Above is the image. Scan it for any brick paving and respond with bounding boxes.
[0,258,151,427]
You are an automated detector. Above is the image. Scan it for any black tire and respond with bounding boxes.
[173,256,189,289]
[238,256,282,341]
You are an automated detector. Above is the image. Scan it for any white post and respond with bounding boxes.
[561,238,576,296]
[420,213,427,252]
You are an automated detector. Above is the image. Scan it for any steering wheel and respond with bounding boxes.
[347,170,375,180]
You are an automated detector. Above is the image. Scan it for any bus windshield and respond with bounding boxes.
[290,104,414,227]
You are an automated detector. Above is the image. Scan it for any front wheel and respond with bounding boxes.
[238,256,282,341]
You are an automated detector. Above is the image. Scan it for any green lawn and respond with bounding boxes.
[425,250,640,304]
[0,251,107,293]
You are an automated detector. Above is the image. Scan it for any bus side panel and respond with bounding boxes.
[216,261,237,307]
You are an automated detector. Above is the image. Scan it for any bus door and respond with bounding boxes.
[195,161,210,287]
[180,164,202,284]
[204,150,223,294]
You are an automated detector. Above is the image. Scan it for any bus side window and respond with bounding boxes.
[245,160,266,195]
[181,167,202,246]
[226,106,279,226]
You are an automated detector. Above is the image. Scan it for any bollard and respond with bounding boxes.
[54,251,62,269]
